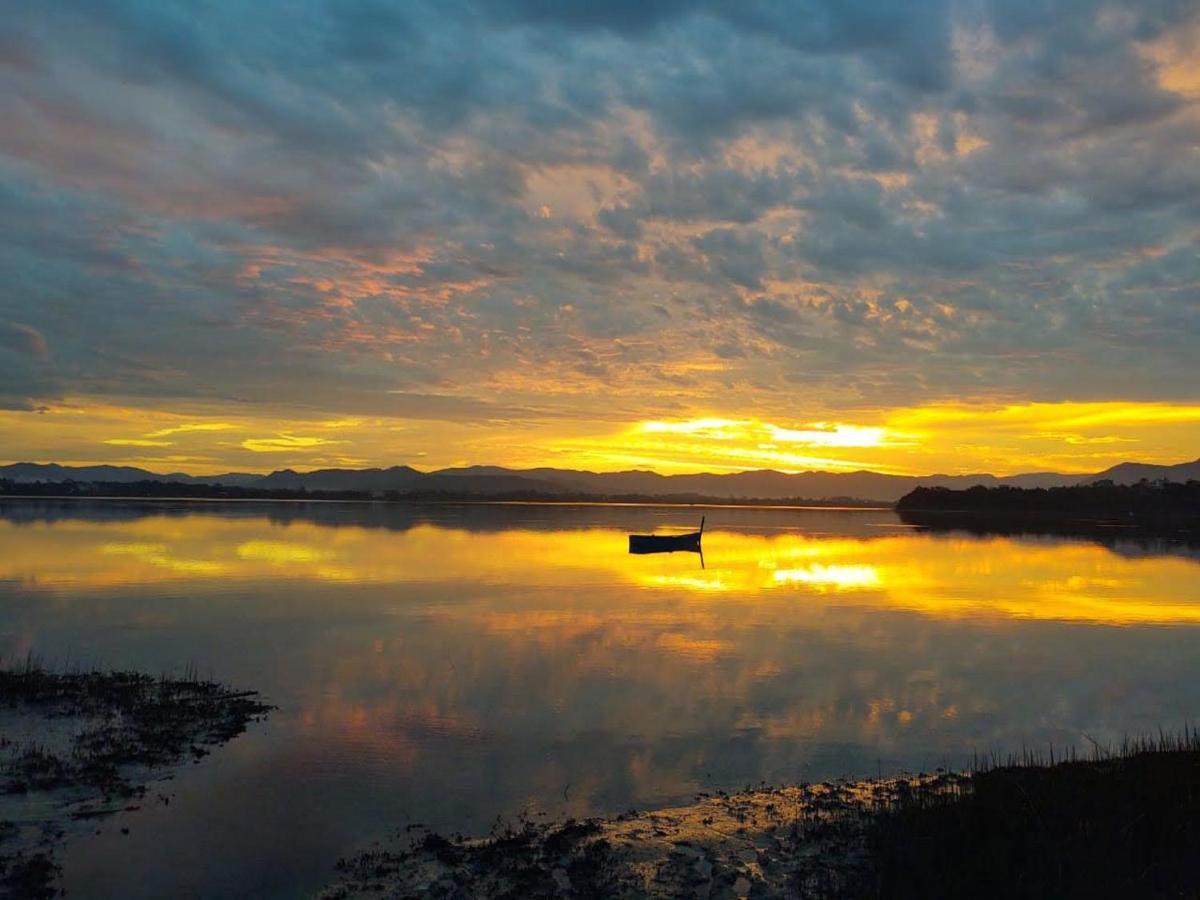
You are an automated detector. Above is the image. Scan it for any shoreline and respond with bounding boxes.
[321,776,918,899]
[323,735,1200,899]
[0,494,892,511]
[4,659,1199,897]
[0,665,272,899]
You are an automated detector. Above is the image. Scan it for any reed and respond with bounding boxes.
[0,659,272,898]
[865,728,1200,898]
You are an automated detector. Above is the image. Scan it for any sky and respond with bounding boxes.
[1,0,1198,476]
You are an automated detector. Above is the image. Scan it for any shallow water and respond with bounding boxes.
[2,499,1199,898]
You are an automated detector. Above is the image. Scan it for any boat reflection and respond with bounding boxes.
[1,503,1199,625]
[629,516,704,556]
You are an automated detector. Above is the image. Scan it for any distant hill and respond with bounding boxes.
[255,465,425,492]
[419,465,1088,502]
[2,457,1198,503]
[255,465,565,495]
[0,462,260,488]
[1079,458,1200,486]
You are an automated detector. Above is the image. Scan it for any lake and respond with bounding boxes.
[2,499,1199,898]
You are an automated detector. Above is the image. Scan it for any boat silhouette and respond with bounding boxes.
[628,516,704,554]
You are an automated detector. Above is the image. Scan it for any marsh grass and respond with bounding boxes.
[0,656,271,799]
[865,729,1200,898]
[0,657,272,898]
[325,731,1200,899]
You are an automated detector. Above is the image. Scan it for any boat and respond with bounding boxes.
[628,517,704,554]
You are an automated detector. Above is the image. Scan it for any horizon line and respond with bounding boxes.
[3,456,1197,482]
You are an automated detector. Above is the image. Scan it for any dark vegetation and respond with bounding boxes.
[325,818,626,899]
[0,479,366,501]
[0,660,272,899]
[0,478,880,507]
[898,479,1200,515]
[898,480,1200,536]
[325,732,1200,899]
[0,662,272,798]
[868,732,1200,898]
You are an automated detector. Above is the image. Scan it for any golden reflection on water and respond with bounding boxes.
[8,507,1200,851]
[2,515,1198,626]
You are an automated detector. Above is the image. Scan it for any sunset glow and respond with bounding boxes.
[5,6,1200,895]
[1,399,1198,476]
[2,2,1199,477]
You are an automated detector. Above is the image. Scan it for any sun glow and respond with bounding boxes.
[558,418,911,474]
[0,399,1198,477]
[771,564,882,591]
[767,424,890,448]
[638,419,891,449]
[555,403,1200,476]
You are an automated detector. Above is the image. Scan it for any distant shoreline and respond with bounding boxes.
[6,457,1199,509]
[896,482,1200,538]
[0,493,892,511]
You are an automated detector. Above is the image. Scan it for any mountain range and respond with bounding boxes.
[3,458,1198,503]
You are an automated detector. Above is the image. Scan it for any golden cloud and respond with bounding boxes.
[241,434,348,453]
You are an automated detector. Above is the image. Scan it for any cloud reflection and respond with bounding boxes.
[3,514,1199,626]
[5,503,1200,885]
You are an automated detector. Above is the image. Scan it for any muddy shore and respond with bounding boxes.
[0,664,272,899]
[324,735,1200,899]
[320,775,955,899]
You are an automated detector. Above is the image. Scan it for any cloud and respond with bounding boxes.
[692,228,770,290]
[0,0,1198,471]
[145,423,237,438]
[241,434,348,453]
[0,319,57,410]
[0,322,47,356]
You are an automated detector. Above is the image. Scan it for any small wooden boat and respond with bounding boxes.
[628,517,704,554]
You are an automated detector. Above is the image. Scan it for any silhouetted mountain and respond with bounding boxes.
[248,466,554,495]
[1079,458,1200,486]
[0,462,259,487]
[4,458,1199,503]
[255,465,425,492]
[428,465,1077,501]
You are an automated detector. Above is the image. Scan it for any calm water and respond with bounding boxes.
[2,499,1200,898]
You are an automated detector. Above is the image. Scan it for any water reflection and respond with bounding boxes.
[3,502,1198,625]
[0,500,1198,898]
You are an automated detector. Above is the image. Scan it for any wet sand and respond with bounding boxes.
[321,774,958,899]
[322,734,1200,899]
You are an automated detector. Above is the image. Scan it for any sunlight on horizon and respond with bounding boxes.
[1,400,1198,479]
